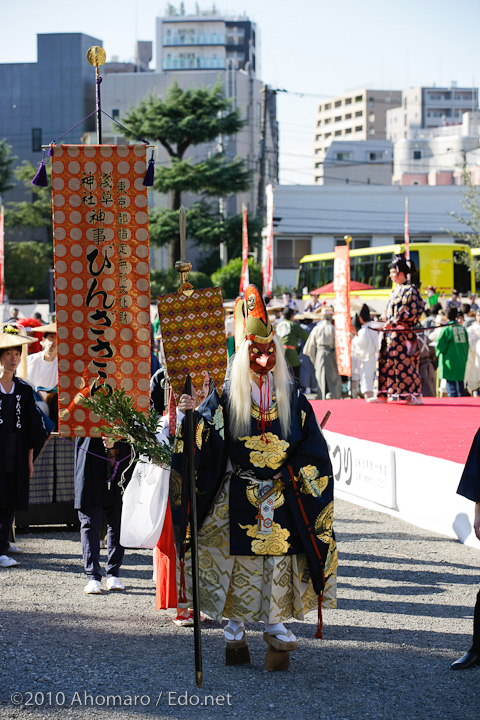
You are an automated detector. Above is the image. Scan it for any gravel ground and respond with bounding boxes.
[1,497,480,720]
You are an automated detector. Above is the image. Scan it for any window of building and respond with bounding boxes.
[317,120,322,127]
[355,95,363,102]
[369,113,375,122]
[334,115,341,122]
[275,237,311,268]
[315,161,322,168]
[345,97,352,105]
[345,113,352,119]
[335,236,372,250]
[368,97,375,106]
[324,118,331,124]
[369,128,375,136]
[325,132,331,138]
[334,130,342,136]
[355,125,363,132]
[336,152,351,161]
[315,134,322,141]
[325,103,331,110]
[355,110,363,117]
[335,100,342,107]
[369,152,383,161]
[413,150,422,159]
[345,128,352,134]
[112,109,120,119]
[32,128,42,152]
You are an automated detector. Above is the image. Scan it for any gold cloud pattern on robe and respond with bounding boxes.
[239,521,291,555]
[170,468,183,509]
[239,433,290,469]
[300,465,329,498]
[212,407,224,438]
[195,418,205,450]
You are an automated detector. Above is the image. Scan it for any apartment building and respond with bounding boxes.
[387,84,478,142]
[313,89,401,183]
[393,111,480,185]
[156,12,258,75]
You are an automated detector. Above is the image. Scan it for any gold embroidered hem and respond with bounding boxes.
[178,476,337,623]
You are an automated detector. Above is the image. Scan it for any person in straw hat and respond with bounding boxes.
[0,325,47,568]
[171,285,337,670]
[28,323,58,424]
[303,305,342,400]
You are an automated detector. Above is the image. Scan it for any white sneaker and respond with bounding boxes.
[84,579,101,594]
[0,554,19,568]
[106,575,125,591]
[8,543,23,554]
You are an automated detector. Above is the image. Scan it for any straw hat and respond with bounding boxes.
[294,311,317,321]
[32,322,57,334]
[0,324,36,350]
[315,306,334,319]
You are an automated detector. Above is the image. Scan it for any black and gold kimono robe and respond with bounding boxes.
[170,381,337,622]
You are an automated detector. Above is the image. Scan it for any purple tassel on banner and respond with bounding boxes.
[143,150,155,186]
[31,150,48,187]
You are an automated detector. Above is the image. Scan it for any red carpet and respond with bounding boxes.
[311,397,480,465]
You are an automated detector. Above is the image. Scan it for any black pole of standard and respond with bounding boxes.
[184,374,203,687]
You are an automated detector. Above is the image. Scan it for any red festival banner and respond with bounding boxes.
[404,196,410,261]
[262,192,273,297]
[51,144,151,437]
[333,244,351,376]
[239,203,249,294]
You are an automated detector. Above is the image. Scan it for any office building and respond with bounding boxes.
[313,89,401,183]
[387,84,478,142]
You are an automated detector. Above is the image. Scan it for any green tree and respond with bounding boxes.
[0,139,16,198]
[211,257,262,300]
[120,81,252,265]
[448,170,480,247]
[4,241,52,299]
[149,201,263,272]
[4,160,52,236]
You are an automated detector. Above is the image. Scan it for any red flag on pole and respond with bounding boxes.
[263,194,273,298]
[404,197,410,261]
[239,203,250,295]
[0,206,4,305]
[333,243,351,376]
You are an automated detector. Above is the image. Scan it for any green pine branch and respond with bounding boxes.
[82,388,173,468]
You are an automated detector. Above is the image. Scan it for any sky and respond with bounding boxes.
[1,0,479,184]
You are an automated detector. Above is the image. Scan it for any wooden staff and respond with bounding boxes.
[175,206,202,688]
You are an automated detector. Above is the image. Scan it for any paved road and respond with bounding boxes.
[1,498,479,720]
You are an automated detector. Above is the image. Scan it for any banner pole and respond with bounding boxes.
[86,46,107,145]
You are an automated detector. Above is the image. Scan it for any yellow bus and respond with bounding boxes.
[298,243,475,302]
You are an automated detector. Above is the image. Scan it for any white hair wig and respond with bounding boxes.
[228,335,293,439]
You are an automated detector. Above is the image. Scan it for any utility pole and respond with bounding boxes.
[257,84,269,224]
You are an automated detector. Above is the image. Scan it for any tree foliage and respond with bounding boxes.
[4,160,52,234]
[5,240,52,299]
[149,201,263,263]
[448,171,480,247]
[211,257,263,300]
[120,81,252,265]
[0,139,16,198]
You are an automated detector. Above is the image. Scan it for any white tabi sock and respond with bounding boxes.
[224,618,245,641]
[264,622,296,642]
